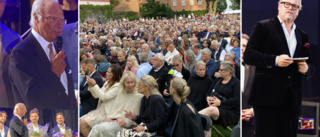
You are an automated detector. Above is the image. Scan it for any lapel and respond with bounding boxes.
[272,17,291,56]
[28,33,52,68]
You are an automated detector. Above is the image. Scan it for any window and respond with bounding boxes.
[198,0,202,5]
[182,0,185,6]
[173,0,177,7]
[190,0,194,6]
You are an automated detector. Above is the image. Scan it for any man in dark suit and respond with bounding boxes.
[243,0,315,136]
[0,111,9,137]
[217,34,228,49]
[241,34,255,137]
[50,112,72,137]
[0,0,22,108]
[9,0,77,110]
[9,103,28,137]
[80,58,103,116]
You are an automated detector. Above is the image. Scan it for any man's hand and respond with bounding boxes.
[87,78,96,87]
[297,61,308,74]
[51,51,66,77]
[276,54,293,67]
[23,118,28,126]
[242,109,254,121]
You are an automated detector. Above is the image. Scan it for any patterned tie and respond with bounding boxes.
[48,43,54,60]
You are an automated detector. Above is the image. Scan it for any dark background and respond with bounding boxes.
[242,0,320,134]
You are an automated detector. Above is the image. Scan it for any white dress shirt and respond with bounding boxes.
[31,29,69,95]
[278,16,297,57]
[0,127,4,137]
[58,124,66,134]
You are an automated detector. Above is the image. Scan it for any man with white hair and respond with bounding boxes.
[141,43,155,57]
[9,103,28,137]
[9,0,77,109]
[211,40,226,62]
[148,53,170,102]
[200,48,218,77]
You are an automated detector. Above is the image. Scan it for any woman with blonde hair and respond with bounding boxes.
[80,64,123,137]
[88,72,143,137]
[163,77,205,137]
[118,75,167,137]
[124,55,139,75]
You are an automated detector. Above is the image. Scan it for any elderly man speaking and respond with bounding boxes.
[9,0,77,110]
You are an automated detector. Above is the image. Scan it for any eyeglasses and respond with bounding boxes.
[173,64,180,67]
[38,13,66,23]
[280,2,300,10]
[219,69,227,72]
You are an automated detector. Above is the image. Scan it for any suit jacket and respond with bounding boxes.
[80,71,103,115]
[9,33,77,109]
[0,23,21,108]
[148,66,169,97]
[219,39,228,49]
[0,126,9,137]
[9,116,28,137]
[49,125,72,137]
[243,17,314,113]
[163,100,205,137]
[62,22,78,89]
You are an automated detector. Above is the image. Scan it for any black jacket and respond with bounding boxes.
[149,66,169,97]
[163,99,205,137]
[207,77,240,125]
[9,116,28,137]
[243,17,314,113]
[187,74,213,111]
[134,95,168,135]
[80,71,104,115]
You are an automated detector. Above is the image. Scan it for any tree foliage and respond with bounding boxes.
[80,5,113,23]
[229,0,240,10]
[140,0,173,18]
[216,0,227,13]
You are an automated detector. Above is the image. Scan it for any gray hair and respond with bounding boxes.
[279,0,302,10]
[201,48,212,57]
[220,61,235,77]
[139,52,149,63]
[211,40,219,46]
[13,103,24,114]
[155,53,165,64]
[184,50,195,59]
[172,55,183,62]
[29,0,60,27]
[226,51,237,61]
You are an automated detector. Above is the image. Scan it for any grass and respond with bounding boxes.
[211,125,234,137]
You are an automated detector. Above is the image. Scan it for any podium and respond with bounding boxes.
[298,101,319,137]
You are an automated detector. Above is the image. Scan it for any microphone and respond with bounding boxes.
[55,36,63,53]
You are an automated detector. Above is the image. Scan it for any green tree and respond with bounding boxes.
[203,0,227,15]
[216,0,227,14]
[110,0,120,18]
[140,0,172,18]
[230,0,240,10]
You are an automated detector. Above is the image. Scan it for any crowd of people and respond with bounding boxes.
[79,13,241,137]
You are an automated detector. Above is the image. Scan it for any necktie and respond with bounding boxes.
[48,43,54,60]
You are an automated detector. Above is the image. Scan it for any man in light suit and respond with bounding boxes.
[0,111,9,137]
[9,103,28,137]
[80,58,103,116]
[27,108,48,137]
[243,0,315,136]
[9,0,77,110]
[50,112,72,137]
[0,0,22,108]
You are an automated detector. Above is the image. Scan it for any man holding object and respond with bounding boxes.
[243,0,314,136]
[9,0,76,109]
